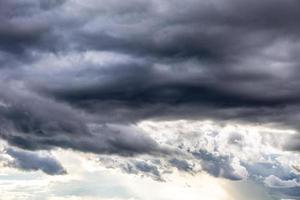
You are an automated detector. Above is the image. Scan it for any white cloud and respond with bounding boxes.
[1,119,300,199]
[264,175,300,188]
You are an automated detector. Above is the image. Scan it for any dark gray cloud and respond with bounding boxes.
[0,83,163,156]
[1,0,300,198]
[0,0,53,55]
[169,158,193,172]
[5,147,66,175]
[122,160,162,181]
[1,0,300,121]
[2,0,297,134]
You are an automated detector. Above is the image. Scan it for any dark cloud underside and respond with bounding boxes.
[1,0,300,198]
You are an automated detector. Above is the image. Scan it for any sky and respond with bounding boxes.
[1,0,300,199]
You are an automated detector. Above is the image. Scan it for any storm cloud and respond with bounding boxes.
[2,0,300,124]
[1,0,300,199]
[0,83,162,156]
[0,0,299,130]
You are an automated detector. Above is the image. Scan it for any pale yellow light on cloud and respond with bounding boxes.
[1,119,289,200]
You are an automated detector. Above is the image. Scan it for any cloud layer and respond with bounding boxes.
[1,0,300,199]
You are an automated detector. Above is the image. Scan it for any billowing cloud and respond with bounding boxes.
[0,83,163,156]
[2,0,300,129]
[1,0,300,199]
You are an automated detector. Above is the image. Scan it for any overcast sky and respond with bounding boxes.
[1,0,300,199]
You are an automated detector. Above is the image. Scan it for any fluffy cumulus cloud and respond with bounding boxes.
[93,120,300,199]
[1,0,300,199]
